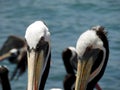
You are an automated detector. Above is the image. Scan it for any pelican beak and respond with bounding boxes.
[75,49,101,90]
[0,49,18,61]
[27,41,49,90]
[0,52,12,61]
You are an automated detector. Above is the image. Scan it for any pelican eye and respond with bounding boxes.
[84,46,93,54]
[27,45,30,52]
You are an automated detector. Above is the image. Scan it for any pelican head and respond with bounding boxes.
[25,21,51,90]
[62,47,78,72]
[0,48,19,62]
[75,26,109,90]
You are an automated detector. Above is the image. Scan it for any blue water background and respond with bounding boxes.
[0,0,120,90]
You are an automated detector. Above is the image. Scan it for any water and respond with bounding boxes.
[0,0,120,90]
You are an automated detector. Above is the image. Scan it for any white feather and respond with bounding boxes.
[50,88,63,90]
[68,46,77,60]
[76,29,103,57]
[10,48,18,53]
[25,21,50,49]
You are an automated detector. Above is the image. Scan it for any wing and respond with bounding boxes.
[0,35,26,55]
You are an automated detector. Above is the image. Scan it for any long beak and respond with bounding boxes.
[0,52,12,61]
[26,35,50,90]
[75,49,100,90]
[27,49,45,90]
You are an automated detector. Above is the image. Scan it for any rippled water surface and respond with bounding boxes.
[0,0,120,90]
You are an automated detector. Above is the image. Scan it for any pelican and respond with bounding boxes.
[62,47,76,90]
[0,35,26,63]
[62,26,109,90]
[25,21,51,90]
[0,35,27,80]
[75,26,109,90]
[0,65,11,90]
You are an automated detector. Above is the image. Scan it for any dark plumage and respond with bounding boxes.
[0,35,27,79]
[86,26,109,90]
[62,48,76,90]
[0,65,11,90]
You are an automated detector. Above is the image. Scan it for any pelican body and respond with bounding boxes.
[25,21,51,90]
